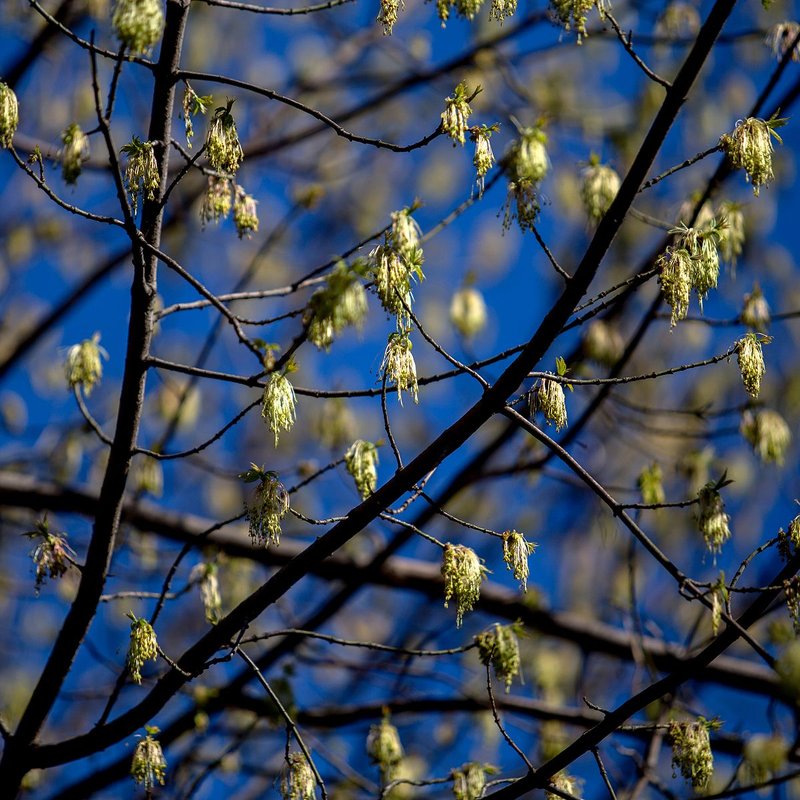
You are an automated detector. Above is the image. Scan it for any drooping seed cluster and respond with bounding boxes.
[281,751,316,800]
[305,261,368,350]
[244,468,290,546]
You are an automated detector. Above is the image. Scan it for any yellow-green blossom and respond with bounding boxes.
[281,751,316,800]
[0,81,18,148]
[200,176,233,226]
[638,462,665,506]
[501,530,536,591]
[366,712,404,783]
[262,372,297,445]
[241,465,290,546]
[696,483,731,555]
[25,518,76,595]
[549,0,608,42]
[112,0,164,55]
[476,623,522,691]
[60,123,89,185]
[441,83,473,146]
[233,185,259,238]
[131,728,167,790]
[740,409,791,465]
[531,377,567,431]
[581,155,620,224]
[127,614,159,684]
[451,763,495,800]
[450,286,488,339]
[736,333,767,398]
[720,116,786,196]
[582,319,624,366]
[64,333,107,395]
[345,439,379,499]
[381,331,419,405]
[658,246,693,327]
[442,544,487,627]
[121,136,160,213]
[740,283,770,332]
[377,0,403,34]
[668,718,715,791]
[206,100,244,174]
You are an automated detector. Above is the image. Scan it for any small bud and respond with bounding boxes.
[638,463,665,506]
[740,409,791,465]
[475,623,522,691]
[441,83,473,146]
[501,530,536,591]
[765,21,800,63]
[59,123,89,185]
[740,283,770,332]
[233,185,259,238]
[720,116,786,196]
[242,466,290,546]
[716,200,746,266]
[281,751,316,800]
[345,439,379,499]
[580,156,620,224]
[450,286,488,339]
[549,0,608,42]
[366,712,404,783]
[262,372,297,445]
[200,176,233,226]
[25,518,76,595]
[377,0,404,34]
[531,377,567,432]
[736,333,768,398]
[582,319,624,366]
[190,561,222,624]
[131,728,167,790]
[112,0,164,55]
[546,773,581,800]
[696,483,731,555]
[470,126,496,195]
[380,331,419,405]
[743,734,789,784]
[306,262,368,349]
[668,718,715,791]
[442,543,487,627]
[64,333,107,396]
[0,81,19,148]
[206,101,244,174]
[127,614,159,684]
[121,136,160,214]
[658,246,693,327]
[451,763,495,800]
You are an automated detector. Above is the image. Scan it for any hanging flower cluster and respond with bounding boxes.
[656,2,700,37]
[64,333,108,395]
[206,100,244,174]
[25,518,76,595]
[736,333,768,398]
[442,544,487,627]
[582,319,624,366]
[696,482,731,555]
[638,462,665,506]
[262,370,298,445]
[305,262,368,349]
[233,185,259,238]
[366,712,404,783]
[121,136,160,214]
[531,377,568,432]
[501,530,536,591]
[200,176,233,226]
[710,573,727,636]
[740,409,791,465]
[716,200,746,266]
[489,0,516,23]
[377,0,403,34]
[580,155,620,224]
[740,283,770,332]
[470,124,497,194]
[450,285,488,339]
[546,773,581,800]
[344,439,379,499]
[743,734,790,785]
[181,85,212,148]
[441,82,474,144]
[0,81,18,148]
[126,614,159,684]
[241,464,290,546]
[131,727,167,790]
[60,123,89,185]
[720,115,787,196]
[668,718,716,791]
[475,623,522,691]
[549,0,608,43]
[381,331,419,405]
[281,751,316,800]
[765,21,800,62]
[451,763,496,800]
[190,561,222,624]
[503,124,549,232]
[112,0,164,55]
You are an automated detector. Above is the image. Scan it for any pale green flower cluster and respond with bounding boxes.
[489,0,517,23]
[450,286,488,338]
[546,772,580,800]
[451,763,495,800]
[381,331,419,405]
[243,467,290,546]
[580,156,620,224]
[344,439,379,499]
[112,0,164,54]
[60,123,89,185]
[583,319,624,366]
[64,333,107,395]
[720,116,785,196]
[740,409,791,465]
[366,713,404,783]
[656,2,700,37]
[0,81,18,148]
[765,22,800,62]
[377,0,403,34]
[470,125,496,194]
[741,283,770,332]
[131,456,163,496]
[181,86,212,148]
[549,0,608,42]
[668,718,715,791]
[131,729,167,790]
[501,530,536,591]
[305,262,368,349]
[717,200,746,265]
[743,734,789,785]
[262,372,297,445]
[190,561,222,624]
[206,101,244,174]
[442,544,487,627]
[25,518,76,595]
[503,125,549,231]
[441,82,473,145]
[531,377,568,431]
[696,483,731,555]
[736,333,767,398]
[121,137,160,214]
[710,574,726,635]
[127,615,159,684]
[200,176,233,226]
[281,751,316,800]
[233,186,259,238]
[475,623,521,691]
[638,462,665,506]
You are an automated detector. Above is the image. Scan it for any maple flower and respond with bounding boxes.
[281,751,316,800]
[112,0,164,55]
[200,176,233,226]
[720,116,786,196]
[206,100,244,174]
[127,614,159,684]
[549,0,608,43]
[451,763,495,800]
[441,83,473,146]
[470,125,497,193]
[668,718,715,791]
[25,518,76,594]
[60,123,90,185]
[450,286,488,339]
[377,0,403,34]
[740,283,770,332]
[242,465,290,546]
[131,727,167,790]
[580,155,620,224]
[380,331,419,405]
[740,409,791,465]
[501,530,536,591]
[366,712,404,783]
[0,81,18,148]
[531,377,568,431]
[233,185,259,238]
[658,246,693,327]
[638,463,665,506]
[736,333,767,398]
[64,333,107,395]
[121,136,160,213]
[442,543,487,627]
[696,483,731,555]
[476,623,522,691]
[262,371,297,445]
[345,439,379,499]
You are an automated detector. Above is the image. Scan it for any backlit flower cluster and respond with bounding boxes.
[366,713,404,783]
[475,623,521,691]
[668,718,715,791]
[503,125,549,231]
[60,123,89,185]
[305,262,368,349]
[127,614,159,685]
[262,371,297,445]
[64,333,107,395]
[242,465,290,546]
[0,81,18,148]
[121,136,160,214]
[344,439,379,499]
[112,0,164,55]
[580,155,620,224]
[696,483,731,555]
[501,529,536,591]
[720,116,785,196]
[381,331,419,405]
[131,728,167,790]
[442,544,487,627]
